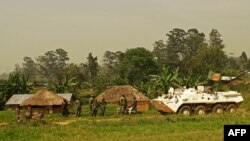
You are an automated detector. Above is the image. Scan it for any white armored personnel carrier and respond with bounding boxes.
[152,87,243,115]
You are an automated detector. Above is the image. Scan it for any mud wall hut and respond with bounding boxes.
[96,85,150,111]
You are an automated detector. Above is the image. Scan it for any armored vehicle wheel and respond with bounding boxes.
[212,104,224,114]
[178,105,192,116]
[226,104,237,113]
[194,105,206,115]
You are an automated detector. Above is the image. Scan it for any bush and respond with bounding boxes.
[229,83,250,93]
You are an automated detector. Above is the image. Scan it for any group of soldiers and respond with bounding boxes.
[74,95,107,117]
[88,95,107,117]
[63,94,137,118]
[14,95,137,122]
[119,95,137,115]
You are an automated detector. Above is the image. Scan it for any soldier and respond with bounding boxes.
[124,96,127,114]
[99,98,107,116]
[62,99,69,116]
[119,95,127,114]
[131,97,137,111]
[129,97,137,114]
[91,99,98,117]
[75,98,82,117]
[89,95,94,114]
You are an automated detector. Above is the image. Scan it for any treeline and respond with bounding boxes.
[0,28,250,109]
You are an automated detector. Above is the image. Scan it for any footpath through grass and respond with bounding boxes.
[0,92,250,141]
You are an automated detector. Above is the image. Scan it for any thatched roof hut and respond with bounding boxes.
[19,88,69,114]
[96,85,150,111]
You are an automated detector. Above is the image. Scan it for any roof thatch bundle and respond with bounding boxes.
[21,88,64,106]
[96,85,150,103]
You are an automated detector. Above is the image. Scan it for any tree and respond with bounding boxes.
[55,48,69,70]
[153,28,207,75]
[185,46,227,79]
[224,56,240,75]
[248,59,250,70]
[102,51,124,78]
[79,63,91,82]
[22,56,37,80]
[36,51,57,78]
[119,47,159,84]
[185,28,206,56]
[166,28,187,68]
[102,51,124,85]
[87,53,99,79]
[36,48,69,81]
[209,29,224,49]
[239,51,248,71]
[14,64,22,74]
[152,40,168,67]
[227,56,239,70]
[65,63,85,83]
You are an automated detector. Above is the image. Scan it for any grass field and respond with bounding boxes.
[0,92,250,141]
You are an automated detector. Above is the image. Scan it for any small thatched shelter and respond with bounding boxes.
[96,85,150,111]
[20,88,69,114]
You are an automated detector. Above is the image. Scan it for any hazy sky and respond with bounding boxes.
[1,0,250,73]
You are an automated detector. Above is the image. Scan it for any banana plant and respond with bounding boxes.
[0,73,33,110]
[51,75,79,93]
[133,81,149,95]
[178,74,207,88]
[149,66,180,95]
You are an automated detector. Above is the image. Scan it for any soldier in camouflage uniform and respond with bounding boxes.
[89,95,94,114]
[119,95,127,114]
[61,99,69,117]
[75,98,82,117]
[91,99,98,117]
[130,97,137,114]
[99,98,107,116]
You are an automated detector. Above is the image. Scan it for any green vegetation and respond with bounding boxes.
[0,91,249,141]
[1,28,250,106]
[2,113,250,141]
[0,27,250,140]
[0,73,33,110]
